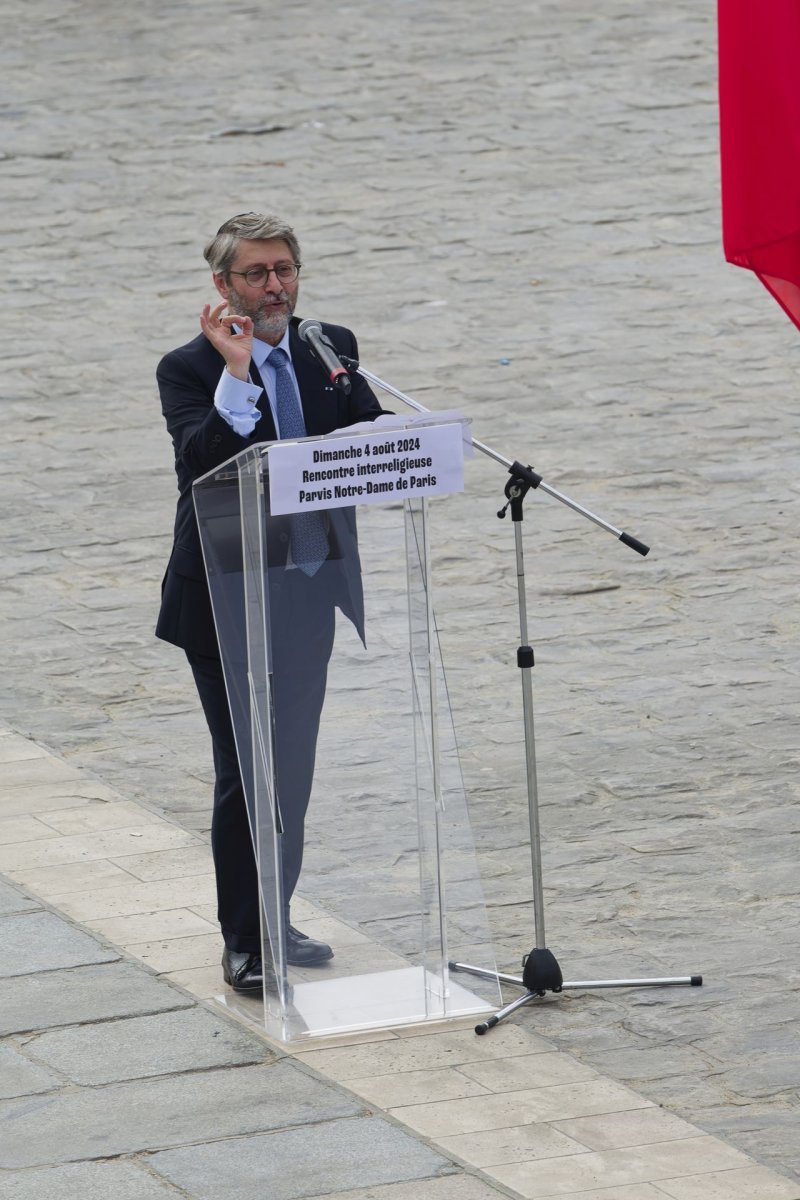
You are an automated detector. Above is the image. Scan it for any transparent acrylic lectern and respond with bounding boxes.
[193,420,499,1043]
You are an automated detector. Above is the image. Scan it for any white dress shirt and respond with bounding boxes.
[213,328,303,437]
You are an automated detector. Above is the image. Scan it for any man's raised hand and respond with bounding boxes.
[200,302,253,381]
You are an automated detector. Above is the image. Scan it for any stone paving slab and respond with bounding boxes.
[388,1080,655,1138]
[459,1052,598,1092]
[0,814,60,846]
[0,1060,362,1170]
[515,1190,666,1200]
[49,873,218,921]
[34,799,170,836]
[0,780,128,820]
[0,825,201,874]
[0,1044,61,1101]
[487,1136,754,1198]
[652,1167,800,1200]
[84,906,218,944]
[107,845,217,882]
[0,734,49,764]
[0,910,118,976]
[0,1160,186,1200]
[0,879,39,916]
[309,1182,512,1200]
[127,930,222,972]
[549,1109,704,1154]
[438,1123,587,1169]
[294,1025,558,1078]
[19,1006,270,1085]
[147,1116,456,1200]
[0,960,193,1036]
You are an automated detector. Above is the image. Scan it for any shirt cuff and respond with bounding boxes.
[214,369,263,437]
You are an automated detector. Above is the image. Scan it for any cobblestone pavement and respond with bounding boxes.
[2,0,799,1188]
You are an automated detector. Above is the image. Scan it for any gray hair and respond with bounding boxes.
[203,212,302,277]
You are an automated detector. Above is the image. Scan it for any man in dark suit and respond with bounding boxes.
[156,212,383,992]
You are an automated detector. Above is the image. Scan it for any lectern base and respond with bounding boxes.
[215,965,494,1044]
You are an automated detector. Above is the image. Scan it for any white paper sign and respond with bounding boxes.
[268,421,465,515]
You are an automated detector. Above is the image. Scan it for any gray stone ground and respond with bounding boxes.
[0,875,463,1198]
[2,0,799,1187]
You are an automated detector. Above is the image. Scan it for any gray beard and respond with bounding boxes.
[226,283,295,345]
[252,305,291,343]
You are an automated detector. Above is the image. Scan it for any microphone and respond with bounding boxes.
[298,319,352,395]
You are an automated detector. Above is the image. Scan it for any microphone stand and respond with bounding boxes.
[342,355,702,1035]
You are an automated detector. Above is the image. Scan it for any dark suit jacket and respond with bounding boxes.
[156,316,383,655]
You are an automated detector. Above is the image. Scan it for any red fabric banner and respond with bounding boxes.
[718,0,800,328]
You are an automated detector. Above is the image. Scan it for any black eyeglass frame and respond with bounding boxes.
[228,263,302,286]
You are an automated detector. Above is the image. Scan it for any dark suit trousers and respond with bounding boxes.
[187,567,336,954]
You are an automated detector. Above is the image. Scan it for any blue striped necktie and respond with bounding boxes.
[269,347,329,577]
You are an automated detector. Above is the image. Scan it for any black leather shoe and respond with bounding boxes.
[221,949,264,992]
[285,924,334,966]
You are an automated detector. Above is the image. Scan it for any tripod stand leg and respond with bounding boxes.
[475,990,538,1035]
[448,960,524,987]
[452,960,703,1036]
[560,975,703,990]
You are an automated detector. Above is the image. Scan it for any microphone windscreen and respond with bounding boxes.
[298,319,323,342]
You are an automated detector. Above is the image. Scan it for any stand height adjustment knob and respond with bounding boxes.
[517,646,534,669]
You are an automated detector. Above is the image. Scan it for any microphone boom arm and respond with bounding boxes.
[340,355,649,556]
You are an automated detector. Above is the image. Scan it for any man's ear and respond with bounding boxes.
[212,272,229,302]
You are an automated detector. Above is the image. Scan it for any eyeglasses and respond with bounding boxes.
[229,263,301,287]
